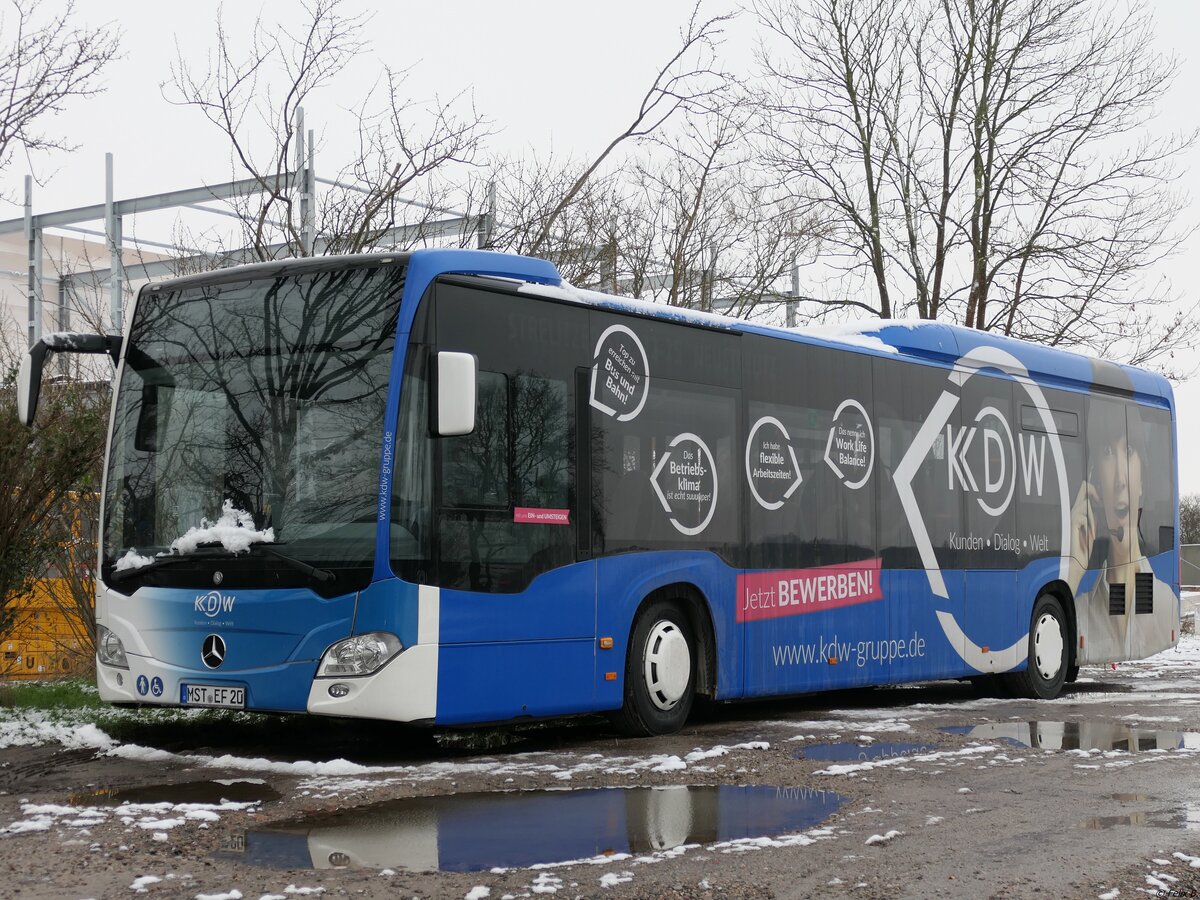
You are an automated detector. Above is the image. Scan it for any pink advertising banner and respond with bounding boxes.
[737,558,883,623]
[514,507,571,525]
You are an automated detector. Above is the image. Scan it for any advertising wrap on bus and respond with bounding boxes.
[18,248,1176,735]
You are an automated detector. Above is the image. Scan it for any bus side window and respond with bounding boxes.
[430,280,582,593]
[1135,405,1174,558]
[391,343,433,581]
[442,371,510,508]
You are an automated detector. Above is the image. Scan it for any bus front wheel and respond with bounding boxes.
[1004,594,1069,700]
[612,600,696,736]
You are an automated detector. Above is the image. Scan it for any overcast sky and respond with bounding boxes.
[4,0,1199,492]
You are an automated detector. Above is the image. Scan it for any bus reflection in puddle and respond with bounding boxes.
[1080,805,1200,831]
[940,721,1200,752]
[217,784,848,872]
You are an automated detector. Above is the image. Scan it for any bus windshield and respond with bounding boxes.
[101,262,405,590]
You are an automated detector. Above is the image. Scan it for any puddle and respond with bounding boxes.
[1080,807,1200,831]
[70,779,281,806]
[794,742,939,762]
[940,722,1200,752]
[218,784,847,872]
[1111,793,1149,803]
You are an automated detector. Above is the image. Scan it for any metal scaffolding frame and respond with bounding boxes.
[2,105,806,346]
[0,109,488,345]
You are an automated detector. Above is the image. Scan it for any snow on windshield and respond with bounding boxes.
[112,501,275,572]
[169,500,275,555]
[113,550,155,573]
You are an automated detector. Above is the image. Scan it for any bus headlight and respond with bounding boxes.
[316,632,403,678]
[96,625,129,669]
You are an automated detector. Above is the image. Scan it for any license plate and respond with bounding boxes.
[220,834,246,853]
[181,684,245,708]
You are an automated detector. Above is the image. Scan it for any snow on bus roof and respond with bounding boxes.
[517,282,742,331]
[789,321,904,354]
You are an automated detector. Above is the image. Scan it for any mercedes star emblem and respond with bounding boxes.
[213,570,224,586]
[201,634,226,669]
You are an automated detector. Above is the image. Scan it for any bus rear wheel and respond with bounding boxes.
[612,600,695,736]
[1004,594,1069,700]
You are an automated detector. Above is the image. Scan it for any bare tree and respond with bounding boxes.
[166,0,487,259]
[621,107,817,317]
[755,0,904,318]
[0,2,117,654]
[0,334,108,636]
[527,3,734,255]
[458,154,626,286]
[754,0,1193,371]
[0,0,120,180]
[40,489,100,664]
[1179,493,1200,548]
[461,105,818,320]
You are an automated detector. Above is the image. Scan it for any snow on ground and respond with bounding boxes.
[0,710,124,751]
[0,705,777,800]
[128,873,196,893]
[529,872,563,894]
[599,871,634,888]
[864,830,902,845]
[1,798,260,836]
[237,743,775,797]
[710,832,819,854]
[0,705,246,752]
[813,745,1000,777]
[781,717,916,735]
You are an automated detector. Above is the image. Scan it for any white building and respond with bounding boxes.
[0,231,170,373]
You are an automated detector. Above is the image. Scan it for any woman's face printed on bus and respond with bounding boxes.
[1093,432,1142,565]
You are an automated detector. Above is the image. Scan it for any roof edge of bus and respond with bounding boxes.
[144,247,563,300]
[406,248,561,287]
[145,251,417,292]
[790,319,1171,404]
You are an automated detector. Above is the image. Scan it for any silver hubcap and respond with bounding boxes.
[1033,611,1064,681]
[643,620,690,711]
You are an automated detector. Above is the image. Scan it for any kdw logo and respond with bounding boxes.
[195,590,235,617]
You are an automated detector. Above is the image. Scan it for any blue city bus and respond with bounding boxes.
[16,249,1179,735]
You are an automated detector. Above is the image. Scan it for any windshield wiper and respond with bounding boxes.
[109,546,223,582]
[253,545,336,584]
[109,543,335,585]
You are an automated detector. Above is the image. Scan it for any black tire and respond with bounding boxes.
[1065,664,1080,684]
[1003,594,1070,700]
[611,600,696,736]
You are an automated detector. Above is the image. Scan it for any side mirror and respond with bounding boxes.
[437,351,477,436]
[14,333,122,428]
[16,344,42,427]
